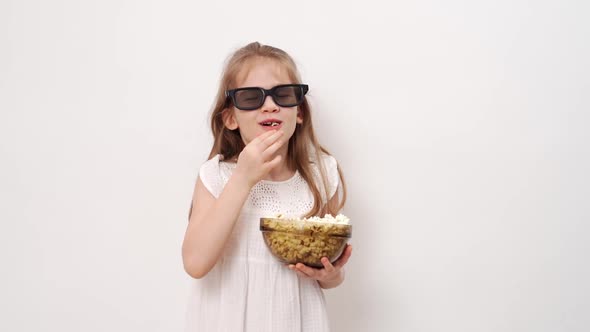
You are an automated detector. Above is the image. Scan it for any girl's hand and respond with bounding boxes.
[288,244,353,289]
[233,130,286,188]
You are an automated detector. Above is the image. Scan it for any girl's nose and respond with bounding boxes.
[261,95,279,112]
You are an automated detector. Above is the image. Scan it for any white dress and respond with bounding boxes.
[185,154,340,332]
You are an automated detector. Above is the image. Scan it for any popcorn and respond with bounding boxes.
[260,214,352,267]
[274,213,350,224]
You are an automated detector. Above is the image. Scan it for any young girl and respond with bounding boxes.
[182,42,352,332]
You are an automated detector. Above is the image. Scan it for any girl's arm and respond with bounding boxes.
[182,175,251,279]
[182,130,285,278]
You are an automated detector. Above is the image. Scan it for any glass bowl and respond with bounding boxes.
[259,217,352,268]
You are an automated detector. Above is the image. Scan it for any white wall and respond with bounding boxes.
[1,0,589,331]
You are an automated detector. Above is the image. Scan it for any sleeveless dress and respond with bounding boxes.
[185,154,340,332]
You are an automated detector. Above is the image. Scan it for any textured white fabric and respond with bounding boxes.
[185,154,340,332]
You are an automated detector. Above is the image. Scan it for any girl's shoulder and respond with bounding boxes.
[310,152,340,198]
[200,154,237,172]
[198,154,234,198]
[199,154,221,172]
[310,152,339,173]
[316,153,337,169]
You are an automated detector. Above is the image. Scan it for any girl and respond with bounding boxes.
[182,42,352,332]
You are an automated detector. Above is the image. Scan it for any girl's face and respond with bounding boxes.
[223,59,303,147]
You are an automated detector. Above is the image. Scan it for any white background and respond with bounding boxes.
[1,0,589,331]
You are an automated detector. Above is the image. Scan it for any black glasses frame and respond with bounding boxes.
[225,84,309,111]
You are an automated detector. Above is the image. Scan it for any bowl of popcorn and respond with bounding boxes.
[259,214,352,268]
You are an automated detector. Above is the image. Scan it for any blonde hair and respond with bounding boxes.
[208,42,346,217]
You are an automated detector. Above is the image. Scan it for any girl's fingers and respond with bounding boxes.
[262,135,287,160]
[259,130,283,150]
[295,263,318,278]
[289,264,310,279]
[250,129,276,146]
[320,257,336,273]
[290,261,345,283]
[333,244,353,269]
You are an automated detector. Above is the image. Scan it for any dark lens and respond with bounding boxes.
[235,88,263,109]
[273,85,302,106]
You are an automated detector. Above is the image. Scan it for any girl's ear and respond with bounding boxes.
[222,109,239,130]
[296,109,303,124]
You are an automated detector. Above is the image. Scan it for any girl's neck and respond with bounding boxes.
[265,161,294,181]
[264,147,294,181]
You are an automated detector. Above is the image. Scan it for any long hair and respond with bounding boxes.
[207,42,346,217]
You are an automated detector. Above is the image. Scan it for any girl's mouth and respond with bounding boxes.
[259,119,283,130]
